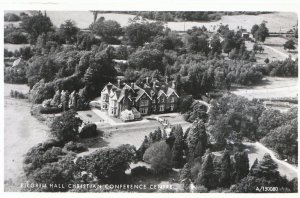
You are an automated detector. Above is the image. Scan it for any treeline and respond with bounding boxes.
[97,11,273,22]
[3,11,267,104]
[134,110,297,192]
[208,94,298,163]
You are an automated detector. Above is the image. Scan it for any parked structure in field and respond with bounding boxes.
[99,77,179,117]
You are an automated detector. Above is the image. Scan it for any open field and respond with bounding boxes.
[6,11,297,32]
[4,43,31,52]
[232,76,298,99]
[4,84,49,182]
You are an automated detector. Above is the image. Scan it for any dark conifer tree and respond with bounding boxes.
[180,163,192,192]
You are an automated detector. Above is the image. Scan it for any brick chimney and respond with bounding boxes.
[165,76,169,84]
[146,77,149,84]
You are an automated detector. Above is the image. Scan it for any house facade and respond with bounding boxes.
[98,78,179,117]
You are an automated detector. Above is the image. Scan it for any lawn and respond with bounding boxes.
[4,43,31,52]
[5,11,297,32]
[232,76,298,99]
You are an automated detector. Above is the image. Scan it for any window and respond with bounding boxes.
[140,108,148,114]
[161,97,165,103]
[152,105,156,112]
[140,100,149,106]
[170,97,175,103]
[170,104,174,111]
[103,94,108,101]
[159,105,164,112]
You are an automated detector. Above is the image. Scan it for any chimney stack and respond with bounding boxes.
[146,77,149,84]
[172,80,176,90]
[165,76,169,84]
[117,79,121,88]
[131,82,134,89]
[153,81,156,89]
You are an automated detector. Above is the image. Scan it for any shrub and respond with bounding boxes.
[79,123,98,138]
[4,32,28,44]
[143,141,172,174]
[63,141,87,153]
[40,106,62,114]
[4,13,21,22]
[131,166,152,177]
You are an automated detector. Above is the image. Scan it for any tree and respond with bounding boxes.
[180,163,192,192]
[136,136,150,161]
[20,11,53,43]
[172,135,185,168]
[218,149,232,188]
[128,49,164,73]
[186,120,207,163]
[251,24,259,35]
[124,22,164,47]
[143,141,172,174]
[210,35,222,55]
[59,20,79,44]
[50,110,82,142]
[283,39,296,51]
[76,144,135,183]
[185,35,210,54]
[257,109,284,138]
[253,23,269,43]
[232,151,249,183]
[261,118,298,164]
[196,153,216,190]
[91,19,122,43]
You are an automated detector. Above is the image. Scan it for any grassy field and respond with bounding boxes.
[4,43,31,52]
[6,11,297,32]
[4,84,49,183]
[232,76,298,99]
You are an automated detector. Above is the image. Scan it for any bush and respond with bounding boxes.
[4,13,21,22]
[79,123,98,138]
[63,141,87,153]
[10,90,27,99]
[40,106,62,114]
[4,32,28,44]
[143,141,172,174]
[131,166,152,177]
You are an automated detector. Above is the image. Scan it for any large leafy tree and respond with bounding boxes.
[91,18,122,43]
[124,22,164,47]
[20,11,53,43]
[76,144,135,183]
[59,20,79,44]
[50,110,83,142]
[128,49,164,73]
[143,141,172,174]
[252,23,269,43]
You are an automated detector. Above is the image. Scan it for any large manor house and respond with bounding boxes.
[98,77,179,117]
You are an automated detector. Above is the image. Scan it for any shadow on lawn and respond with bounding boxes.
[77,130,109,148]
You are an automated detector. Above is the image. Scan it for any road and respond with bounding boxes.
[244,142,297,180]
[263,44,296,61]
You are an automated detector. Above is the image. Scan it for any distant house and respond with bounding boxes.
[98,77,179,117]
[12,57,25,68]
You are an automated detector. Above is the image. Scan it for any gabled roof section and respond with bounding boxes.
[166,87,179,98]
[157,90,167,98]
[135,89,152,102]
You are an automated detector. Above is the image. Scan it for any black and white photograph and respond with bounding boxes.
[1,0,299,195]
